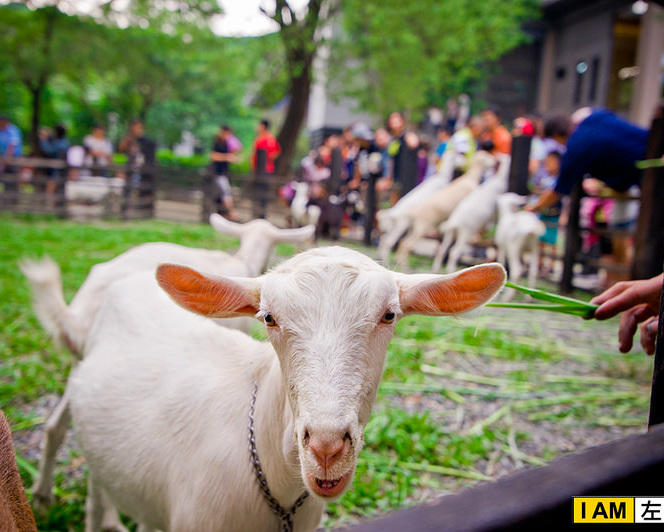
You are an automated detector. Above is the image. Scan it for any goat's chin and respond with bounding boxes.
[304,468,354,499]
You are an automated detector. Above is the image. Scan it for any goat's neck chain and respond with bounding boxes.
[249,381,310,532]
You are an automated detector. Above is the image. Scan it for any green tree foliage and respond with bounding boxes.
[0,3,105,151]
[0,1,257,152]
[332,0,540,119]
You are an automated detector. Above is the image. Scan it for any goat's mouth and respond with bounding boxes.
[305,470,352,498]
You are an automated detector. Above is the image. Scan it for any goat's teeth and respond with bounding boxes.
[316,477,341,489]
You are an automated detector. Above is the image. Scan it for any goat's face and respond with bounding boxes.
[259,252,399,497]
[157,246,506,500]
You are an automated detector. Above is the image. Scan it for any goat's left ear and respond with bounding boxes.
[156,264,261,318]
[397,263,506,316]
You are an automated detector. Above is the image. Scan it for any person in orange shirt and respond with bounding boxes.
[251,119,281,174]
[481,105,512,155]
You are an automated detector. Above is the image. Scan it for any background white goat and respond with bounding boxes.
[432,153,511,273]
[55,247,505,532]
[290,181,322,229]
[20,214,314,521]
[495,192,546,293]
[376,149,459,264]
[390,150,496,270]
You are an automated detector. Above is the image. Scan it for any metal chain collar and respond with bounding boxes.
[249,381,309,532]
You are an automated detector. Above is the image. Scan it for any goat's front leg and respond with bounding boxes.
[101,489,131,532]
[85,477,104,532]
[432,228,454,273]
[526,235,540,289]
[33,385,72,509]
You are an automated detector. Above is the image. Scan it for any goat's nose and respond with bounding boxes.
[308,432,350,470]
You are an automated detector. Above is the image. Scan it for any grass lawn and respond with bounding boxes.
[0,214,654,531]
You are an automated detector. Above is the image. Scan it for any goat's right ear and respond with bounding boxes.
[156,264,260,318]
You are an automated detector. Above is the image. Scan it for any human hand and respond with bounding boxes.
[591,274,662,353]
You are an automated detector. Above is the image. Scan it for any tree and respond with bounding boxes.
[260,0,327,176]
[0,4,101,152]
[332,0,540,119]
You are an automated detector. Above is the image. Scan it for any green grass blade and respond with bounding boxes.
[486,302,597,318]
[636,158,664,170]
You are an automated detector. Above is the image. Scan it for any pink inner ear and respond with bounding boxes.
[402,264,505,315]
[156,264,258,317]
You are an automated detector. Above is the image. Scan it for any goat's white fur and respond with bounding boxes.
[432,154,511,273]
[495,193,546,294]
[290,182,322,228]
[376,149,459,263]
[58,247,505,532]
[20,214,314,521]
[390,151,496,270]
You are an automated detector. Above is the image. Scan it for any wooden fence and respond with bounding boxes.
[0,157,156,220]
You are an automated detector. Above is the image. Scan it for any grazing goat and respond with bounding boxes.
[390,150,496,270]
[290,182,322,229]
[20,214,314,521]
[0,411,38,532]
[57,247,505,532]
[432,153,511,273]
[495,193,546,294]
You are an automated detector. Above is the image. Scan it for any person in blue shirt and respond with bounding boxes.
[526,107,649,286]
[526,108,648,213]
[0,115,22,158]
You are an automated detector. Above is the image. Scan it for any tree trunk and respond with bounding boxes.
[274,71,312,177]
[29,85,43,155]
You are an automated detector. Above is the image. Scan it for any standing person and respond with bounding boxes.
[433,126,452,173]
[118,119,151,169]
[251,119,281,217]
[445,115,485,178]
[481,105,512,155]
[0,115,22,199]
[39,123,69,196]
[83,124,113,173]
[210,125,240,220]
[385,111,419,204]
[251,119,281,175]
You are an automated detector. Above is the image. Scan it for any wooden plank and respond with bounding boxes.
[336,425,664,532]
[560,180,582,294]
[508,135,531,196]
[648,273,664,428]
[631,112,664,280]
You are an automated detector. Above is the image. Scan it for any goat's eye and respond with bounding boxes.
[263,313,278,327]
[381,311,396,324]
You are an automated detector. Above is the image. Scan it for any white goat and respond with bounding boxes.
[432,153,511,273]
[57,247,505,532]
[376,149,458,264]
[495,192,546,293]
[20,214,315,522]
[391,150,496,270]
[290,182,322,229]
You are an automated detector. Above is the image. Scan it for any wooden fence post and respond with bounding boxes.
[560,180,583,295]
[398,144,418,197]
[328,147,343,196]
[364,173,377,246]
[508,135,531,195]
[631,112,664,280]
[253,148,268,219]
